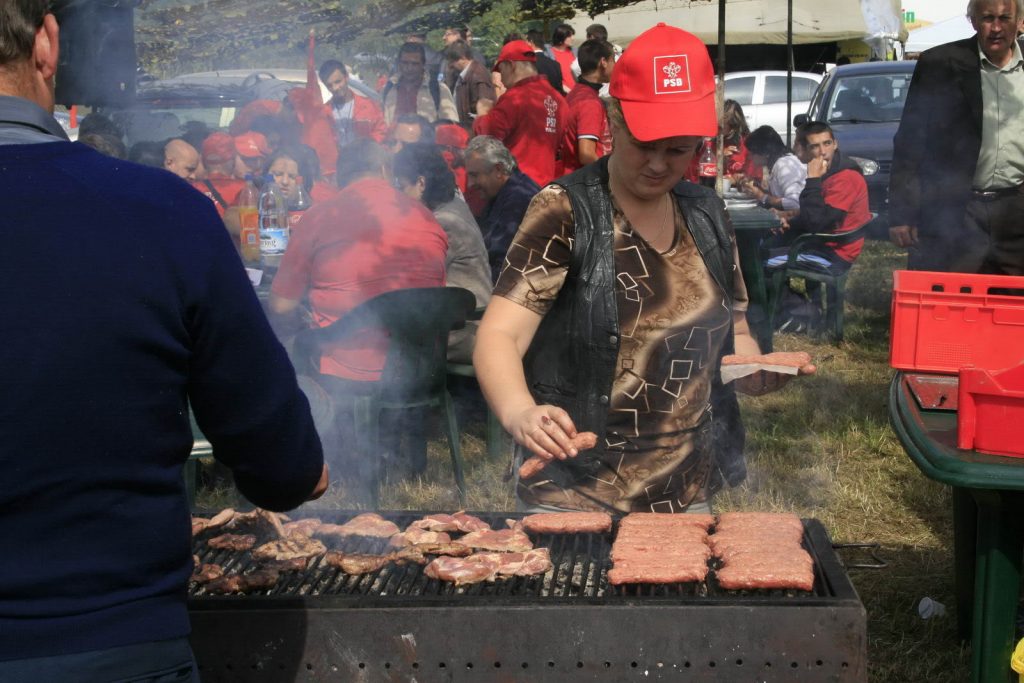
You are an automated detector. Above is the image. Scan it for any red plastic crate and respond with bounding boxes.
[958,363,1024,458]
[890,271,1024,374]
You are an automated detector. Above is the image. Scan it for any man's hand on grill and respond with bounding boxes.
[508,405,580,462]
[308,464,329,501]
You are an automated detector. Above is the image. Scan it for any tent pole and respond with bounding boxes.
[716,0,726,191]
[786,0,793,147]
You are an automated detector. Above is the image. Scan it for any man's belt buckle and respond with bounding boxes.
[971,185,1023,200]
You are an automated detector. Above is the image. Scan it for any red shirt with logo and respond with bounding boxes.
[560,80,611,175]
[474,75,568,187]
[271,177,447,381]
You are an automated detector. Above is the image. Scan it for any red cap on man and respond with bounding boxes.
[608,23,716,141]
[234,131,270,158]
[492,40,537,71]
[201,132,236,165]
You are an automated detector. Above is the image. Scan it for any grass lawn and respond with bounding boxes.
[199,239,974,682]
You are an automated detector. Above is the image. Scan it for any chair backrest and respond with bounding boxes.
[785,213,876,268]
[298,287,476,399]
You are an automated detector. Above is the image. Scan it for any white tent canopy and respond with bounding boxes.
[904,15,974,53]
[570,0,904,47]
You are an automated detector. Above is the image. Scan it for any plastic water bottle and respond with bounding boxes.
[288,183,313,230]
[236,175,260,264]
[258,174,289,258]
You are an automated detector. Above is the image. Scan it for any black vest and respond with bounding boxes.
[522,157,747,491]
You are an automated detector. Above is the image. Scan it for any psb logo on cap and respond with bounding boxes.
[653,55,692,94]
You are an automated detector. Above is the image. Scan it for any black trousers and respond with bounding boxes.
[0,638,198,683]
[910,192,1024,274]
[964,193,1024,275]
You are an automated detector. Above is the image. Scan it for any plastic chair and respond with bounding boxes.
[766,217,873,342]
[446,307,508,463]
[294,287,476,506]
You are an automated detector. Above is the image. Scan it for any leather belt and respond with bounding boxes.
[970,185,1024,200]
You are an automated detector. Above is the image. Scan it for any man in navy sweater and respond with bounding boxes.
[0,3,327,680]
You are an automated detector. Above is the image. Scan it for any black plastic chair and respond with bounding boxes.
[445,306,508,463]
[294,287,476,506]
[766,218,873,342]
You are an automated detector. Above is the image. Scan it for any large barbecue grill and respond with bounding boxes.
[188,511,867,682]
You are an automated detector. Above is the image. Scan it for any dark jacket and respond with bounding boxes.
[889,36,982,270]
[0,138,323,662]
[523,157,747,492]
[452,60,496,128]
[533,50,564,94]
[795,149,863,232]
[481,169,540,282]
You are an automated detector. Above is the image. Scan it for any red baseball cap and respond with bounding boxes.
[608,23,716,141]
[435,123,469,149]
[201,132,236,164]
[492,40,537,71]
[234,131,270,158]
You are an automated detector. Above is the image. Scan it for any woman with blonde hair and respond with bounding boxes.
[473,24,814,514]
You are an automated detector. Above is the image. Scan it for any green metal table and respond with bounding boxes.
[730,205,781,353]
[889,372,1024,683]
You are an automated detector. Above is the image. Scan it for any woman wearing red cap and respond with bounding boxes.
[474,24,815,514]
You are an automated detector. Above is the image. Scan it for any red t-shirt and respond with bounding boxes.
[549,46,575,91]
[271,177,448,381]
[823,168,870,263]
[191,174,246,217]
[560,81,611,175]
[474,75,568,187]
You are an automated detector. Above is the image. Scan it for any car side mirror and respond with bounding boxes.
[793,113,809,127]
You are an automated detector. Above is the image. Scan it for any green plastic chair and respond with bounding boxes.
[294,287,476,507]
[766,217,873,342]
[445,307,508,462]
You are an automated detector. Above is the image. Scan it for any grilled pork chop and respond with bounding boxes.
[459,522,533,552]
[191,563,225,584]
[410,512,491,533]
[251,533,326,561]
[281,519,323,536]
[315,513,401,540]
[323,551,391,575]
[388,527,452,547]
[204,569,281,594]
[207,533,257,552]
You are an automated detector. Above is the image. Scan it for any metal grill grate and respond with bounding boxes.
[190,511,841,602]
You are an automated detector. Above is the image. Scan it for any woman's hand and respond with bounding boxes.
[507,404,581,462]
[734,364,817,396]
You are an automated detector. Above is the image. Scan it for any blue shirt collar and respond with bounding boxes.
[0,95,70,144]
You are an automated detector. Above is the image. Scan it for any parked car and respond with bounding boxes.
[724,70,822,138]
[102,69,378,146]
[794,60,917,237]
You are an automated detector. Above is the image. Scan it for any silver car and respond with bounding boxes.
[724,70,823,138]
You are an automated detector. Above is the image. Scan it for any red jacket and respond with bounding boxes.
[288,66,387,180]
[474,75,568,187]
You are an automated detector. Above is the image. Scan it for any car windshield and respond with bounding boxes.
[826,73,913,123]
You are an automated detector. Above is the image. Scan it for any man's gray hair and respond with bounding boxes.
[967,0,1024,20]
[465,135,517,174]
[0,0,48,66]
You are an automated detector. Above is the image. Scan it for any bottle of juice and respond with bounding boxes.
[236,174,260,263]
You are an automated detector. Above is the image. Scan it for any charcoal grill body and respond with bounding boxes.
[188,515,866,682]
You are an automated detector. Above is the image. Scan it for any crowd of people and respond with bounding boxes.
[68,20,870,495]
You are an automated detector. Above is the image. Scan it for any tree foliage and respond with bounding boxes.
[132,0,617,75]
